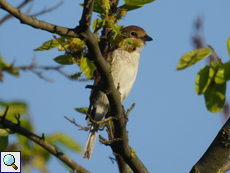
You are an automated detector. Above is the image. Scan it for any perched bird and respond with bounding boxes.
[83,25,152,160]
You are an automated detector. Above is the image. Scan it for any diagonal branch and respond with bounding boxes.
[190,117,230,173]
[0,111,90,173]
[0,0,31,25]
[0,0,64,25]
[0,0,77,37]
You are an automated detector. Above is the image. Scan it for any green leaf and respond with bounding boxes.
[195,66,210,95]
[5,68,19,76]
[20,119,33,131]
[209,61,219,78]
[53,55,77,65]
[177,48,213,70]
[228,37,230,57]
[111,24,122,35]
[124,0,154,4]
[0,101,27,118]
[196,61,218,94]
[0,129,8,151]
[69,72,81,80]
[120,0,154,11]
[34,39,59,51]
[0,61,19,76]
[215,66,225,84]
[58,44,69,51]
[50,133,81,152]
[92,18,103,31]
[111,24,127,37]
[215,61,230,84]
[74,107,88,114]
[204,82,226,113]
[31,154,47,173]
[119,4,143,11]
[57,36,69,51]
[80,56,95,78]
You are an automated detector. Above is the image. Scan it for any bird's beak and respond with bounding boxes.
[142,35,153,41]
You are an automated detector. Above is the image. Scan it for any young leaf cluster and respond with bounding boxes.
[34,36,86,65]
[177,39,230,113]
[34,35,96,79]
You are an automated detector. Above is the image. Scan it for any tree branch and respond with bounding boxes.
[80,2,149,170]
[0,0,64,26]
[64,116,91,131]
[0,0,77,37]
[115,154,129,173]
[190,117,230,173]
[0,109,90,173]
[72,0,149,172]
[219,158,230,173]
[0,0,31,25]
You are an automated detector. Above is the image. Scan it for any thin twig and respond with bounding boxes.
[53,35,70,53]
[2,106,9,118]
[1,58,74,81]
[0,0,31,25]
[30,68,53,82]
[0,0,78,37]
[30,1,64,17]
[84,110,116,125]
[99,134,121,145]
[213,50,223,65]
[93,18,103,33]
[15,114,21,126]
[109,156,116,164]
[64,116,91,131]
[0,1,64,25]
[24,1,33,15]
[126,103,135,116]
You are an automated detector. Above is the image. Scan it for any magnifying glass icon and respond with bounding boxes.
[3,154,18,170]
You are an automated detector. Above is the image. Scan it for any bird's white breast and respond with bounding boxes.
[93,45,144,121]
[111,47,141,102]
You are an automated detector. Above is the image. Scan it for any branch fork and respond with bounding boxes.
[99,134,121,146]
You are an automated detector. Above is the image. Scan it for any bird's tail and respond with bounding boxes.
[83,123,99,160]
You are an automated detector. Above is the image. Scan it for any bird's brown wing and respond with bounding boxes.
[86,69,101,120]
[86,48,115,120]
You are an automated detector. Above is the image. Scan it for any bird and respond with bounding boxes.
[83,25,152,160]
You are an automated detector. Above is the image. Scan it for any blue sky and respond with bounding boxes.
[1,0,230,172]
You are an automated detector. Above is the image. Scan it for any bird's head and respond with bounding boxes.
[111,25,152,52]
[121,25,153,43]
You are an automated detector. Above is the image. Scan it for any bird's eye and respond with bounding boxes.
[130,32,137,36]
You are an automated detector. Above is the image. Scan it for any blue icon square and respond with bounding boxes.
[0,151,21,173]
